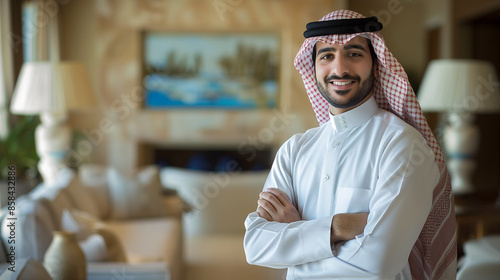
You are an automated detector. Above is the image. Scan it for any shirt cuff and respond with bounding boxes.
[299,215,335,263]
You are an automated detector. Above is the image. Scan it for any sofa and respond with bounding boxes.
[457,235,500,280]
[160,167,286,280]
[0,165,183,280]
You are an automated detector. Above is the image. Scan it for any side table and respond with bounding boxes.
[454,192,500,257]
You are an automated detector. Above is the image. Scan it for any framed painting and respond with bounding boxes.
[142,32,280,109]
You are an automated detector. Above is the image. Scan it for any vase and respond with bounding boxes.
[43,231,87,280]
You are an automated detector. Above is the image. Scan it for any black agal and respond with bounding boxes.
[304,17,383,38]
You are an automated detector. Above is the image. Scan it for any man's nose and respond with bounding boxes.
[331,56,349,77]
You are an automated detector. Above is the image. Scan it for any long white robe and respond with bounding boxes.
[244,96,440,279]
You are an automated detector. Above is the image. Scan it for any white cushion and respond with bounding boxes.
[64,175,102,219]
[61,209,126,262]
[66,208,105,229]
[78,164,110,219]
[61,209,96,240]
[458,235,500,280]
[29,170,75,229]
[160,167,268,237]
[29,169,100,227]
[107,166,167,220]
[78,233,110,262]
[0,197,55,261]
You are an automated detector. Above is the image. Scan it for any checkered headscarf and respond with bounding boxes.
[294,10,456,279]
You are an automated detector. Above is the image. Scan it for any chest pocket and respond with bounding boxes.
[334,187,373,213]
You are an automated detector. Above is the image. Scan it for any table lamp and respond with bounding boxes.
[10,62,97,185]
[418,59,500,195]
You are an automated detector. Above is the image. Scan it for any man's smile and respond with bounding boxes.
[331,80,355,86]
[325,75,360,92]
[328,79,356,92]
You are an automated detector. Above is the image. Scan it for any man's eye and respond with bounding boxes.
[348,52,362,57]
[320,54,333,60]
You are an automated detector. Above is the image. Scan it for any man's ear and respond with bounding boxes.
[374,60,379,78]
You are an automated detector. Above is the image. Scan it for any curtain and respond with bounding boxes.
[0,0,47,140]
[0,0,13,140]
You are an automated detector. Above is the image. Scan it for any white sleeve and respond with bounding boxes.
[244,213,334,268]
[292,135,440,279]
[243,137,335,268]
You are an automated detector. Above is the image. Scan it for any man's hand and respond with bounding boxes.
[257,188,301,223]
[331,212,368,244]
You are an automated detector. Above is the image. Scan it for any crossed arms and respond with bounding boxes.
[257,188,368,245]
[243,134,441,278]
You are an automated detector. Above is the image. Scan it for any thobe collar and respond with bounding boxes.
[329,96,378,133]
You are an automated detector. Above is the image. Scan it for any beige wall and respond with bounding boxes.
[348,0,454,84]
[423,0,453,59]
[58,0,343,171]
[348,0,428,88]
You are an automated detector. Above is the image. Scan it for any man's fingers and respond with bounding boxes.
[258,197,279,221]
[257,189,300,223]
[260,191,285,210]
[258,197,276,211]
[257,206,272,221]
[264,188,291,207]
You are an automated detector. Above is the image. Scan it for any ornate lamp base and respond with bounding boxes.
[444,112,479,195]
[35,112,71,186]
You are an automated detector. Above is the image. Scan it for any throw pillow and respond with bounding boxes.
[160,167,268,236]
[29,176,74,230]
[69,208,106,229]
[78,164,110,219]
[63,175,102,219]
[78,233,109,262]
[60,209,126,262]
[107,166,167,220]
[61,209,95,240]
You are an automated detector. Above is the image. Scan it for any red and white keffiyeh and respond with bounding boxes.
[294,10,457,279]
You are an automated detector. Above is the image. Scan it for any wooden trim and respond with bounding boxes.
[9,0,23,84]
[454,0,500,22]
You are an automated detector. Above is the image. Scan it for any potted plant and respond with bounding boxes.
[0,115,40,206]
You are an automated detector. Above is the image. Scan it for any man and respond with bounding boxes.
[244,10,457,279]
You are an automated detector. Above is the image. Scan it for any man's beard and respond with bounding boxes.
[316,66,375,109]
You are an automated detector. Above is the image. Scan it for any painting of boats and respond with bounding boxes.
[142,32,280,109]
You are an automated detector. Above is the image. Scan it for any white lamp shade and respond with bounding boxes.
[418,59,500,113]
[10,62,97,114]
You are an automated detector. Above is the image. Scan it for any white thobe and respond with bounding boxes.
[244,96,440,280]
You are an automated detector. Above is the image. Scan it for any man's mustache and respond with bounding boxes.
[325,75,361,83]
